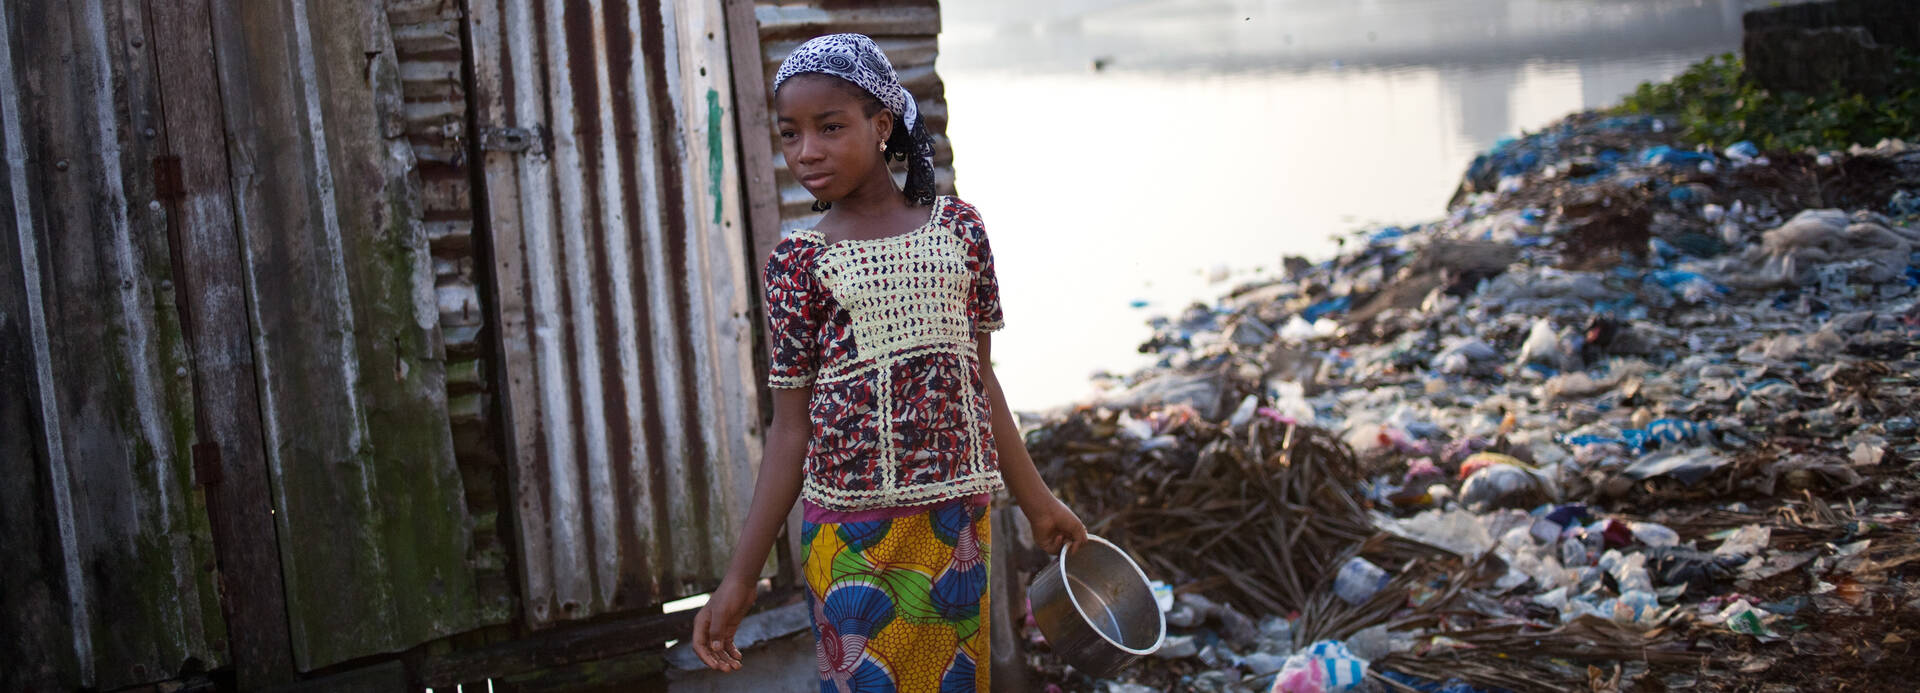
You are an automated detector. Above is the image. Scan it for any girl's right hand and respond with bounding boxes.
[690,577,755,672]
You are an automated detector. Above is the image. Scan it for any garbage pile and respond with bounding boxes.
[1017,112,1920,692]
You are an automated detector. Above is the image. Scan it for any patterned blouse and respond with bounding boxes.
[764,195,1007,512]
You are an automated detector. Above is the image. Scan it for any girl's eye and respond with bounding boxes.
[780,131,795,139]
[823,124,841,133]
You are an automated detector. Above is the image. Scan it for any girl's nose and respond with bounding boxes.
[795,135,824,164]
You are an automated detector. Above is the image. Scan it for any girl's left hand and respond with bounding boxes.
[1024,497,1088,555]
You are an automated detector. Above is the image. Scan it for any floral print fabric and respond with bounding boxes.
[763,196,1006,512]
[803,500,992,693]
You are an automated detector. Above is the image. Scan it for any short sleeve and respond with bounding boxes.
[763,240,821,388]
[964,209,1005,333]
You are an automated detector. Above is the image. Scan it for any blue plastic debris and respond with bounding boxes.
[1368,227,1407,245]
[1639,145,1713,168]
[1723,141,1760,161]
[1621,418,1714,454]
[1646,269,1730,298]
[1302,296,1351,322]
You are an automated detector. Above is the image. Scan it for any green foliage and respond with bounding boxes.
[1614,51,1920,151]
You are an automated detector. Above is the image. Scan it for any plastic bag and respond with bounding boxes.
[1271,640,1369,693]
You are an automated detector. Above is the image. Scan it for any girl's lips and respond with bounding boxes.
[799,172,832,187]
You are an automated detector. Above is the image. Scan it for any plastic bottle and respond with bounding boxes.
[1333,557,1391,605]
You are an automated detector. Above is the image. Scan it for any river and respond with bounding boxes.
[937,0,1763,410]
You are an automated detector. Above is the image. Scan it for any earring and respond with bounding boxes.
[878,140,887,152]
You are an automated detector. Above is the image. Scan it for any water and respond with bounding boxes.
[938,0,1761,410]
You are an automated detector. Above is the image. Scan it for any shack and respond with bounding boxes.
[0,1,960,690]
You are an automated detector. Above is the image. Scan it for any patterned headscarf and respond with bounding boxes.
[773,33,937,206]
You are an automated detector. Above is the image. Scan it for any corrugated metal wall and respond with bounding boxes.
[466,0,764,628]
[752,0,959,235]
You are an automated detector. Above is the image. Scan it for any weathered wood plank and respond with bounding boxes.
[0,4,84,686]
[147,0,296,687]
[417,608,692,688]
[0,1,226,689]
[722,0,802,585]
[205,0,482,670]
[670,0,765,598]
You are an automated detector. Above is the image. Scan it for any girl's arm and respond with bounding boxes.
[690,386,812,672]
[978,332,1088,555]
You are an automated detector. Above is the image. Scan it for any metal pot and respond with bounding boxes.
[1027,534,1165,677]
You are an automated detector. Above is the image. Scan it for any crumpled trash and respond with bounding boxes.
[1514,318,1582,372]
[1712,599,1784,642]
[1713,209,1920,289]
[1626,521,1679,548]
[1621,448,1727,485]
[1712,525,1771,557]
[1619,418,1713,454]
[1460,463,1552,511]
[1333,557,1392,606]
[1644,546,1745,591]
[1272,640,1369,693]
[1155,634,1200,659]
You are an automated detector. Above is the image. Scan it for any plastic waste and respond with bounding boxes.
[1228,394,1259,427]
[1333,557,1391,606]
[1344,624,1414,661]
[1639,144,1714,168]
[1723,141,1760,162]
[1456,451,1527,479]
[1622,448,1726,485]
[1156,634,1200,659]
[1612,587,1658,625]
[1243,652,1289,676]
[1618,418,1713,454]
[1514,318,1579,372]
[1459,464,1549,511]
[1263,379,1316,424]
[1630,521,1681,548]
[1272,640,1369,693]
[1645,546,1744,590]
[1712,525,1770,556]
[1151,580,1175,613]
[1301,296,1351,322]
[1258,616,1295,655]
[1713,599,1782,641]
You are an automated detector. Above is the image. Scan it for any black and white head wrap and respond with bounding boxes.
[774,33,937,206]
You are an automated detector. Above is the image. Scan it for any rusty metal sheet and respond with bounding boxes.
[467,0,762,628]
[752,1,960,233]
[0,1,225,689]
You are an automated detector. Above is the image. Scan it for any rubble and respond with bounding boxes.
[1016,111,1920,692]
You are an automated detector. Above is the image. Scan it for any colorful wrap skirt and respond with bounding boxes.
[802,500,992,693]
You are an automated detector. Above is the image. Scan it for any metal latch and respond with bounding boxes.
[479,126,537,153]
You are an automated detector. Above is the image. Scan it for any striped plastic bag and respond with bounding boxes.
[1270,639,1369,693]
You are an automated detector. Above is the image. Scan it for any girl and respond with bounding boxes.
[690,33,1087,691]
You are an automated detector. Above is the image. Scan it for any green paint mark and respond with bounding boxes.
[707,88,724,225]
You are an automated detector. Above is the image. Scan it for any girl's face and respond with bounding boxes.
[775,74,893,203]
